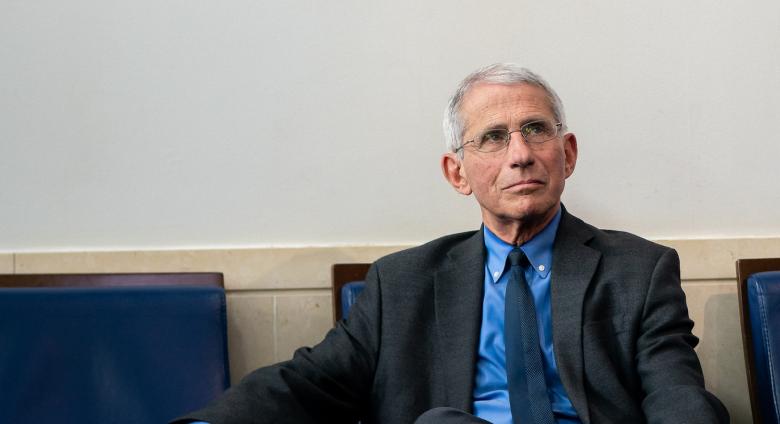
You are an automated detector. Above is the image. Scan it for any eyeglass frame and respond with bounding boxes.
[454,120,564,154]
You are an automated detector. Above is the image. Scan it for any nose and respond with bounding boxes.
[506,131,534,168]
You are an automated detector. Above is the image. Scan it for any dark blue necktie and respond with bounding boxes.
[505,248,555,424]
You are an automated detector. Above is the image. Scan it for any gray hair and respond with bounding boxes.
[442,63,567,156]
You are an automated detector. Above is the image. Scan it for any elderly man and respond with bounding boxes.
[176,64,728,424]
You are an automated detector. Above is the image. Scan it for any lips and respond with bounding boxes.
[503,179,544,190]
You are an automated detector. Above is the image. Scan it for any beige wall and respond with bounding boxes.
[0,254,13,273]
[3,1,780,252]
[8,237,780,423]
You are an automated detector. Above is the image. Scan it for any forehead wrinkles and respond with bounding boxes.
[461,83,554,132]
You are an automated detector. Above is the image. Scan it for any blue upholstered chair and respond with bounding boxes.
[331,264,371,323]
[0,273,230,424]
[341,280,366,320]
[737,259,780,424]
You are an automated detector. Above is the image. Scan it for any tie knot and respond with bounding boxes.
[508,248,529,268]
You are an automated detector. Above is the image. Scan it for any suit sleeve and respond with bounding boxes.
[637,248,729,424]
[171,264,383,424]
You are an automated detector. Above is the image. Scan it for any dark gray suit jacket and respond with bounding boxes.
[177,210,728,423]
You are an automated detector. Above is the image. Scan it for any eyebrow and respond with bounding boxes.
[516,115,551,127]
[477,114,551,132]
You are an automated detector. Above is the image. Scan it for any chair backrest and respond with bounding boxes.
[737,258,780,424]
[341,281,367,321]
[0,273,229,424]
[0,272,224,288]
[331,264,370,323]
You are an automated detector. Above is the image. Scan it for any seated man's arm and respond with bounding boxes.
[172,265,383,424]
[637,248,729,423]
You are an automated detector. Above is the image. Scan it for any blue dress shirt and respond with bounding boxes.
[472,208,581,424]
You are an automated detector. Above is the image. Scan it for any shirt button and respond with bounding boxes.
[538,264,545,272]
[493,271,501,279]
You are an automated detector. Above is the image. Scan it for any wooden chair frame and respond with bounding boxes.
[0,272,224,288]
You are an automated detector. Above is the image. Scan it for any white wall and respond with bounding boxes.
[1,0,779,251]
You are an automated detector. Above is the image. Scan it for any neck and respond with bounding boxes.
[484,204,560,246]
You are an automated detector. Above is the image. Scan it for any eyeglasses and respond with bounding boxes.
[455,120,563,153]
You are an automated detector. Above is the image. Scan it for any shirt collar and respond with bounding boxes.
[483,207,562,284]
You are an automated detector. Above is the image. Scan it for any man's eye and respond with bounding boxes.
[522,122,546,136]
[522,121,553,138]
[481,130,507,143]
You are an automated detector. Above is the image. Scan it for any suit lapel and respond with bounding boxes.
[434,230,485,412]
[551,210,601,424]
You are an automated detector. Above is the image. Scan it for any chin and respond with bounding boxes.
[508,201,558,223]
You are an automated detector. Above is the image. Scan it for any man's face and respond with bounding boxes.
[442,82,578,232]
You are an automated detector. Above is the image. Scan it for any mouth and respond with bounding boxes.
[503,179,545,191]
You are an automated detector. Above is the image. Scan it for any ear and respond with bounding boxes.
[562,132,578,178]
[441,153,472,195]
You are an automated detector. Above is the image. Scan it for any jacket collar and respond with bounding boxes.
[550,207,601,424]
[434,228,485,411]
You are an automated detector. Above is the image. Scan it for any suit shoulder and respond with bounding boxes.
[589,226,673,263]
[564,212,668,255]
[374,230,478,271]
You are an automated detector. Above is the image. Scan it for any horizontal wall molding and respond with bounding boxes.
[7,237,780,290]
[657,237,780,280]
[12,246,407,291]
